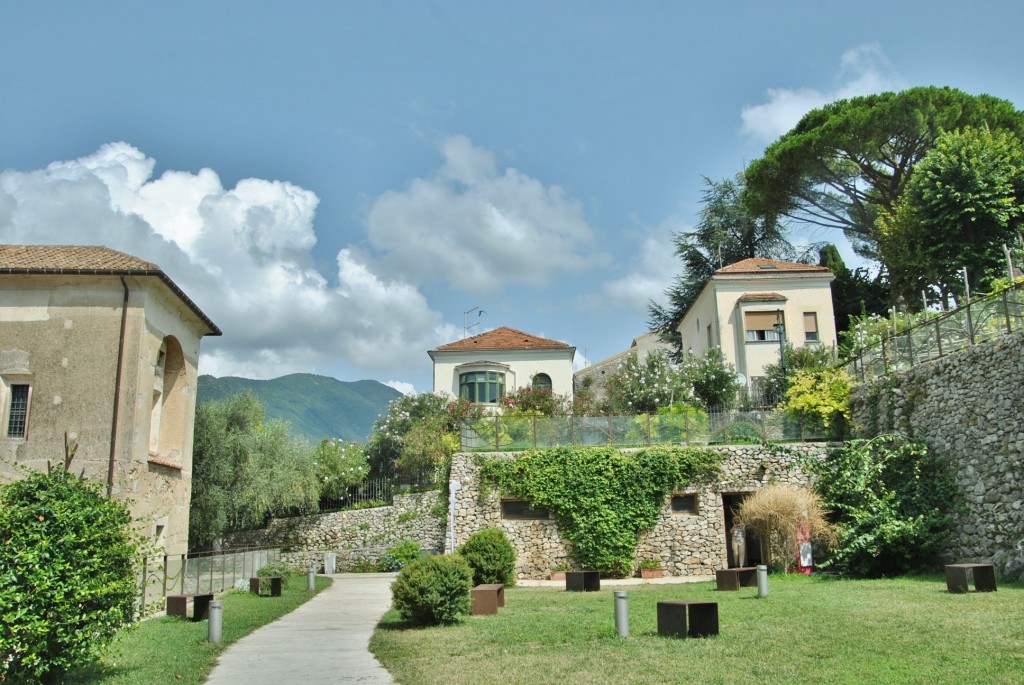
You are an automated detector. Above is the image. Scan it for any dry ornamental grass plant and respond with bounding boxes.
[735,483,835,571]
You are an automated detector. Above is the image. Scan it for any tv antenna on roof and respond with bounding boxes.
[463,307,485,340]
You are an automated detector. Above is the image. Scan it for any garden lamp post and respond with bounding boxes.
[774,309,787,393]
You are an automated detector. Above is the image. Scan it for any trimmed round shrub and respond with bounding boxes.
[457,527,517,587]
[256,561,294,588]
[391,554,472,625]
[0,469,141,684]
[378,539,422,571]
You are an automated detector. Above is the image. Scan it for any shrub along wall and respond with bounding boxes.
[449,444,824,579]
[222,491,445,571]
[850,328,1024,572]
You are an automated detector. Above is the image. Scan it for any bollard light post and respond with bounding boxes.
[614,591,629,638]
[756,564,769,598]
[307,564,316,592]
[208,600,223,643]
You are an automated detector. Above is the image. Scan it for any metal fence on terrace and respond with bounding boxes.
[843,281,1024,382]
[317,469,438,512]
[136,546,279,618]
[460,407,826,452]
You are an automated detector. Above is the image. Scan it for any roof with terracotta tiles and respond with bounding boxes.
[433,326,572,352]
[714,258,830,275]
[0,244,221,335]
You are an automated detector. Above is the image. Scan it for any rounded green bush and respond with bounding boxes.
[457,527,517,587]
[0,469,141,683]
[390,554,472,625]
[378,539,422,571]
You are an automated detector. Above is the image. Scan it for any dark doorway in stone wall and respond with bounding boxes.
[722,493,763,568]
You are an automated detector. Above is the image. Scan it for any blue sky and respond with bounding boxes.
[3,1,1024,394]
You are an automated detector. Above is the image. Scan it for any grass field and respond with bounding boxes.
[370,573,1024,685]
[66,573,331,685]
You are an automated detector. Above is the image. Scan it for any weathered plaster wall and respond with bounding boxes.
[448,444,824,579]
[850,328,1024,576]
[222,491,446,571]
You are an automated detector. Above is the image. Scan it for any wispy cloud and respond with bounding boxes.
[740,44,905,141]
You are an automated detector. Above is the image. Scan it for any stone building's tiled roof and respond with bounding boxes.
[715,258,830,275]
[0,244,221,335]
[433,326,572,352]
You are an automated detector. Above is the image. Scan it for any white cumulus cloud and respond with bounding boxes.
[0,142,451,383]
[741,44,905,142]
[365,135,606,293]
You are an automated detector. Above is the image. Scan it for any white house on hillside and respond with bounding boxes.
[678,258,836,398]
[428,327,575,403]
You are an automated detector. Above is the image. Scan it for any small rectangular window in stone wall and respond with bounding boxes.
[671,494,698,515]
[501,499,550,520]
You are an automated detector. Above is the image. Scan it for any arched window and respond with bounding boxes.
[149,336,186,462]
[531,373,552,391]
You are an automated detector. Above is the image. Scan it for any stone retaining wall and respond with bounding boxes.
[448,444,824,579]
[850,328,1024,577]
[222,490,445,571]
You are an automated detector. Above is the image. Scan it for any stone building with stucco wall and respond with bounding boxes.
[0,245,220,554]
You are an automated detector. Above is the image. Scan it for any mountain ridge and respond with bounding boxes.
[196,372,401,442]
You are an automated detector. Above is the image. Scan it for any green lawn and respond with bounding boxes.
[66,573,331,685]
[370,574,1024,685]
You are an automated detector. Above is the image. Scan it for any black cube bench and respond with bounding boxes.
[715,567,757,591]
[565,571,600,592]
[166,593,214,621]
[249,576,283,597]
[945,563,997,593]
[471,583,505,615]
[657,601,719,638]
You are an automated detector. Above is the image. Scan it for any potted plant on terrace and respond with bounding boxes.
[549,562,572,581]
[638,559,664,579]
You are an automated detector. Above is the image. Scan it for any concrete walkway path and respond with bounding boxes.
[205,572,397,685]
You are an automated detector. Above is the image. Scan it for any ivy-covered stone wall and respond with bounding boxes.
[850,328,1024,574]
[222,490,445,571]
[448,444,824,579]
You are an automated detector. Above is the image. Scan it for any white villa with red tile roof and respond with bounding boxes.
[428,327,575,403]
[679,257,836,398]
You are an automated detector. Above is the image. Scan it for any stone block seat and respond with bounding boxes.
[471,583,505,615]
[945,563,997,593]
[249,576,283,597]
[715,567,757,591]
[656,601,719,638]
[166,593,215,621]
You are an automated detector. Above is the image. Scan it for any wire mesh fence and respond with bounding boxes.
[136,546,279,618]
[843,282,1024,382]
[459,407,826,451]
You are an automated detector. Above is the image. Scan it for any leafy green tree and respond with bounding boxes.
[804,436,961,577]
[365,393,483,478]
[877,126,1024,305]
[681,347,741,410]
[649,174,794,357]
[781,367,853,440]
[189,393,319,550]
[0,468,141,683]
[759,342,836,405]
[744,87,1024,257]
[817,243,889,338]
